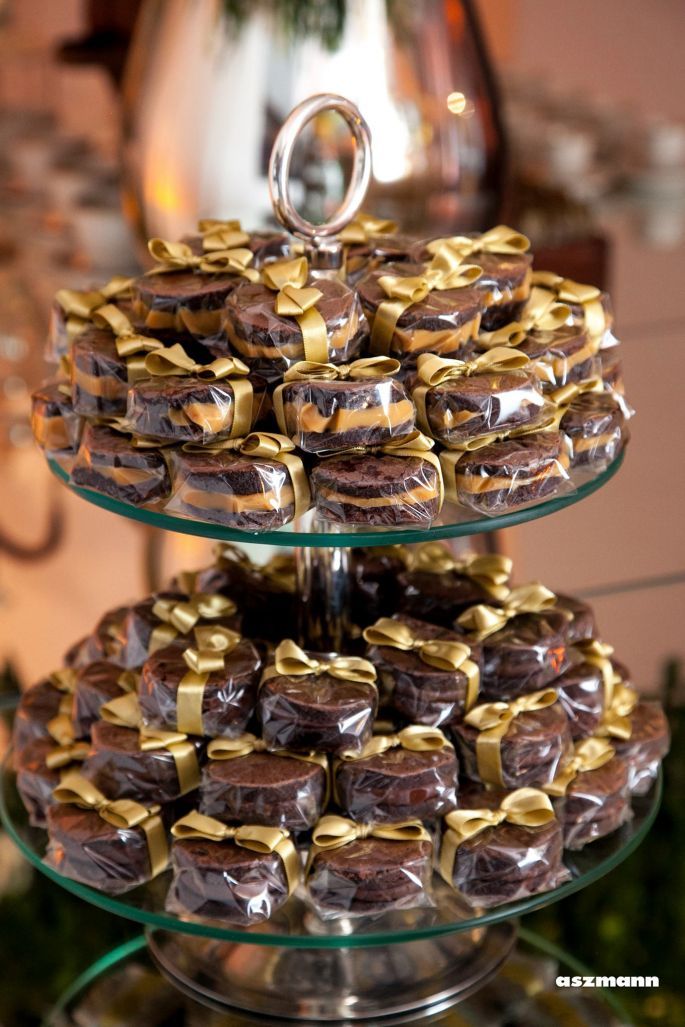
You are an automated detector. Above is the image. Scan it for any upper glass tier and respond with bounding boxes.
[47,454,624,549]
[0,759,660,950]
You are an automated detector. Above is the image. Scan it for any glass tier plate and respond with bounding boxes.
[46,454,624,548]
[1,758,660,950]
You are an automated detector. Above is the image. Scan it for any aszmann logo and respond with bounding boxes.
[556,975,659,988]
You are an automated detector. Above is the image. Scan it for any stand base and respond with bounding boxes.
[147,922,517,1023]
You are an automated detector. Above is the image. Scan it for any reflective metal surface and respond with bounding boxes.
[297,545,352,651]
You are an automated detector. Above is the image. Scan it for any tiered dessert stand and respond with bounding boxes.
[1,95,658,1024]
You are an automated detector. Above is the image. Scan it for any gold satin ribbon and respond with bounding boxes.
[262,639,377,688]
[54,276,133,340]
[310,815,430,863]
[457,583,558,640]
[405,543,512,601]
[531,271,608,340]
[197,218,251,252]
[261,553,297,592]
[426,226,530,261]
[550,375,604,411]
[44,740,90,770]
[171,810,300,894]
[371,246,482,355]
[595,661,639,741]
[339,724,450,761]
[54,771,169,878]
[181,431,310,520]
[89,303,166,383]
[330,430,444,512]
[146,238,260,281]
[45,670,79,746]
[261,257,329,363]
[152,592,237,636]
[362,618,479,710]
[439,787,555,883]
[177,625,243,736]
[207,734,330,806]
[339,212,398,245]
[544,736,616,797]
[573,638,616,696]
[478,286,571,351]
[464,688,559,786]
[101,692,201,795]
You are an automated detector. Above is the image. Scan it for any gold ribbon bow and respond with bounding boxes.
[550,375,604,410]
[439,788,554,882]
[89,303,164,382]
[197,218,251,252]
[149,592,237,654]
[311,815,430,863]
[261,257,328,363]
[532,271,608,339]
[44,739,90,771]
[176,625,243,736]
[426,226,530,261]
[53,771,169,878]
[596,663,639,741]
[45,668,84,747]
[263,639,377,688]
[147,238,260,281]
[362,618,479,710]
[464,688,559,786]
[371,246,482,355]
[54,276,133,340]
[339,212,398,245]
[478,286,571,351]
[171,810,300,894]
[207,733,330,806]
[574,638,616,695]
[260,553,297,592]
[101,692,201,794]
[457,583,558,640]
[406,543,512,601]
[339,724,450,761]
[544,737,616,796]
[181,432,311,520]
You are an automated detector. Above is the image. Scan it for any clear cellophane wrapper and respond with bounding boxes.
[131,270,240,341]
[125,373,269,444]
[278,377,415,455]
[115,591,195,670]
[445,431,574,517]
[12,680,64,751]
[311,454,442,527]
[520,329,602,392]
[139,640,262,739]
[306,836,434,919]
[553,758,633,851]
[350,547,407,627]
[560,391,629,469]
[71,661,133,738]
[478,610,571,701]
[555,661,605,740]
[165,837,291,924]
[453,704,574,790]
[334,746,458,823]
[70,329,131,416]
[31,381,83,455]
[70,424,170,507]
[199,753,327,832]
[613,700,670,795]
[15,739,62,828]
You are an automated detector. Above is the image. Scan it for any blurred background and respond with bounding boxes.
[0,1,683,1024]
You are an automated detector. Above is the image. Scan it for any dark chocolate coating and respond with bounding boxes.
[259,664,378,755]
[560,391,626,467]
[192,558,297,643]
[82,721,205,804]
[116,590,189,670]
[31,381,82,454]
[71,328,129,416]
[166,836,289,923]
[478,609,570,700]
[12,680,64,752]
[613,701,670,795]
[398,570,494,628]
[454,432,569,513]
[556,756,631,850]
[345,232,419,284]
[134,269,240,311]
[15,738,62,827]
[200,752,326,831]
[555,594,597,644]
[72,660,132,738]
[307,836,432,914]
[311,454,441,527]
[71,424,170,506]
[140,639,261,738]
[350,547,407,627]
[555,662,605,740]
[335,744,458,823]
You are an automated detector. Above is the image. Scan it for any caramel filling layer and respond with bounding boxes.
[456,451,570,494]
[73,366,127,401]
[176,481,294,514]
[32,414,72,451]
[317,482,439,509]
[225,309,360,362]
[167,403,233,434]
[533,337,599,383]
[88,463,160,487]
[291,398,414,435]
[481,271,531,308]
[393,317,480,355]
[572,431,620,453]
[132,300,222,338]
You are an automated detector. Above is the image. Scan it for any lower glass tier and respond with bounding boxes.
[0,759,660,950]
[47,453,624,548]
[42,927,632,1026]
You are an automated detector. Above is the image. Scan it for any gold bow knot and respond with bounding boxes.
[427,226,530,260]
[406,543,512,600]
[152,592,237,636]
[45,740,90,770]
[54,276,133,339]
[544,737,616,796]
[550,376,604,410]
[174,625,243,736]
[598,679,639,741]
[312,814,430,849]
[574,638,616,695]
[457,583,557,639]
[339,212,398,245]
[464,688,559,786]
[261,257,329,363]
[267,639,377,686]
[281,356,401,382]
[532,271,608,339]
[416,347,531,387]
[197,218,251,251]
[89,303,164,382]
[340,724,449,761]
[147,238,260,281]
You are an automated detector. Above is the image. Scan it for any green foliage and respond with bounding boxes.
[222,0,347,50]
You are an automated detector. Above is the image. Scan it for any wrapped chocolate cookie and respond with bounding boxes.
[167,810,299,924]
[531,271,614,348]
[273,357,415,455]
[350,546,408,627]
[45,771,169,895]
[16,734,89,828]
[12,670,76,753]
[358,255,483,368]
[71,603,131,668]
[414,228,532,331]
[310,431,443,527]
[307,815,432,918]
[340,213,416,284]
[457,584,570,700]
[334,725,457,823]
[438,786,569,908]
[31,381,83,456]
[126,345,268,444]
[183,218,291,267]
[441,430,572,516]
[558,386,628,469]
[453,688,573,790]
[599,347,625,394]
[609,700,670,796]
[545,737,631,849]
[81,692,203,805]
[555,662,605,741]
[139,626,262,739]
[132,238,260,340]
[363,615,481,726]
[259,640,378,755]
[199,734,327,832]
[413,348,548,449]
[46,275,134,364]
[72,661,139,738]
[70,424,171,507]
[555,594,597,644]
[398,544,512,627]
[166,432,310,532]
[222,257,367,377]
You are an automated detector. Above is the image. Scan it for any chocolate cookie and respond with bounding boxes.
[554,594,597,644]
[311,453,441,527]
[397,567,500,628]
[15,739,65,827]
[200,751,326,831]
[555,662,605,740]
[115,590,224,670]
[555,755,631,850]
[350,546,407,627]
[519,325,598,391]
[477,608,570,700]
[599,348,625,393]
[12,679,66,752]
[72,661,135,738]
[132,269,242,340]
[182,228,291,267]
[31,381,83,454]
[345,231,419,284]
[71,424,170,507]
[140,639,261,739]
[613,701,670,795]
[560,391,627,468]
[71,327,130,416]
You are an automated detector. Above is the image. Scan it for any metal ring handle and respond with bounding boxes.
[268,93,372,244]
